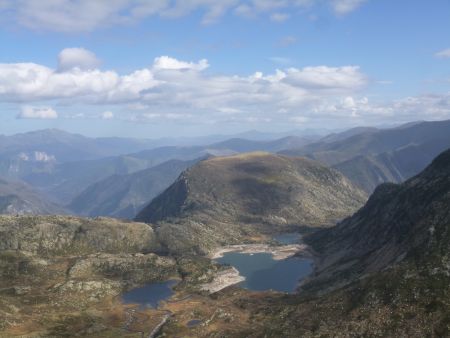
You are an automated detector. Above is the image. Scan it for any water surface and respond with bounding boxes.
[216,252,312,293]
[121,280,177,309]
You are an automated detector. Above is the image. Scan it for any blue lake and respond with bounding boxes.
[121,280,178,309]
[215,252,313,293]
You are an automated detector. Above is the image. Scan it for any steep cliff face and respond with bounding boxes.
[304,148,450,293]
[136,152,367,254]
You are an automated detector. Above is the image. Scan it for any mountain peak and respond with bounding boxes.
[136,152,367,254]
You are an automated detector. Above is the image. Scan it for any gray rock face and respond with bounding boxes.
[0,215,159,255]
[68,253,176,284]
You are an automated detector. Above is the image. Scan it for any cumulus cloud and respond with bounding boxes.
[7,48,448,128]
[0,49,367,110]
[153,56,209,71]
[0,0,368,32]
[17,106,58,119]
[58,48,100,71]
[283,66,367,90]
[435,48,450,59]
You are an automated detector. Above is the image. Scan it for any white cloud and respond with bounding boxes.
[17,106,58,119]
[0,50,370,126]
[283,66,367,90]
[101,111,114,119]
[11,49,449,128]
[435,48,450,59]
[0,0,368,32]
[58,48,100,71]
[153,56,209,71]
[331,0,366,15]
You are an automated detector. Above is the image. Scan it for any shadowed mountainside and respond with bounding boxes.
[69,158,200,219]
[281,120,450,193]
[136,152,367,254]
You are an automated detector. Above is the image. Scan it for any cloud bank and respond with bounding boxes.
[0,0,369,32]
[17,106,58,119]
[3,48,450,128]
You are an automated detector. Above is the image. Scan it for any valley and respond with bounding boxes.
[2,4,450,336]
[0,123,450,337]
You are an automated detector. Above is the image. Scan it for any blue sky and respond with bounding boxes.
[0,0,450,138]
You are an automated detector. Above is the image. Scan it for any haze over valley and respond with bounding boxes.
[1,1,450,337]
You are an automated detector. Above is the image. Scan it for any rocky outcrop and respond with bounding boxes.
[0,215,160,255]
[0,215,181,336]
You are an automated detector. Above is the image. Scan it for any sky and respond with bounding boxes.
[0,0,450,138]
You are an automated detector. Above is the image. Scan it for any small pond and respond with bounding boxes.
[215,252,313,293]
[121,280,178,309]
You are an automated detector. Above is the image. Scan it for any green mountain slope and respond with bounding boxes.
[136,152,367,254]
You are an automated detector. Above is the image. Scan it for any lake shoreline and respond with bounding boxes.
[204,242,312,293]
[200,267,245,294]
[210,243,309,261]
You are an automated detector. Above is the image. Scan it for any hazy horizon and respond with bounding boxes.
[1,1,449,137]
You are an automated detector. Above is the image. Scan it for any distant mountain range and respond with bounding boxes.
[0,177,65,215]
[69,158,201,219]
[281,120,450,193]
[22,135,314,205]
[2,120,450,218]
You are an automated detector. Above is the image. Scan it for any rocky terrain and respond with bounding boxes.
[2,146,450,337]
[0,216,179,336]
[136,152,367,254]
